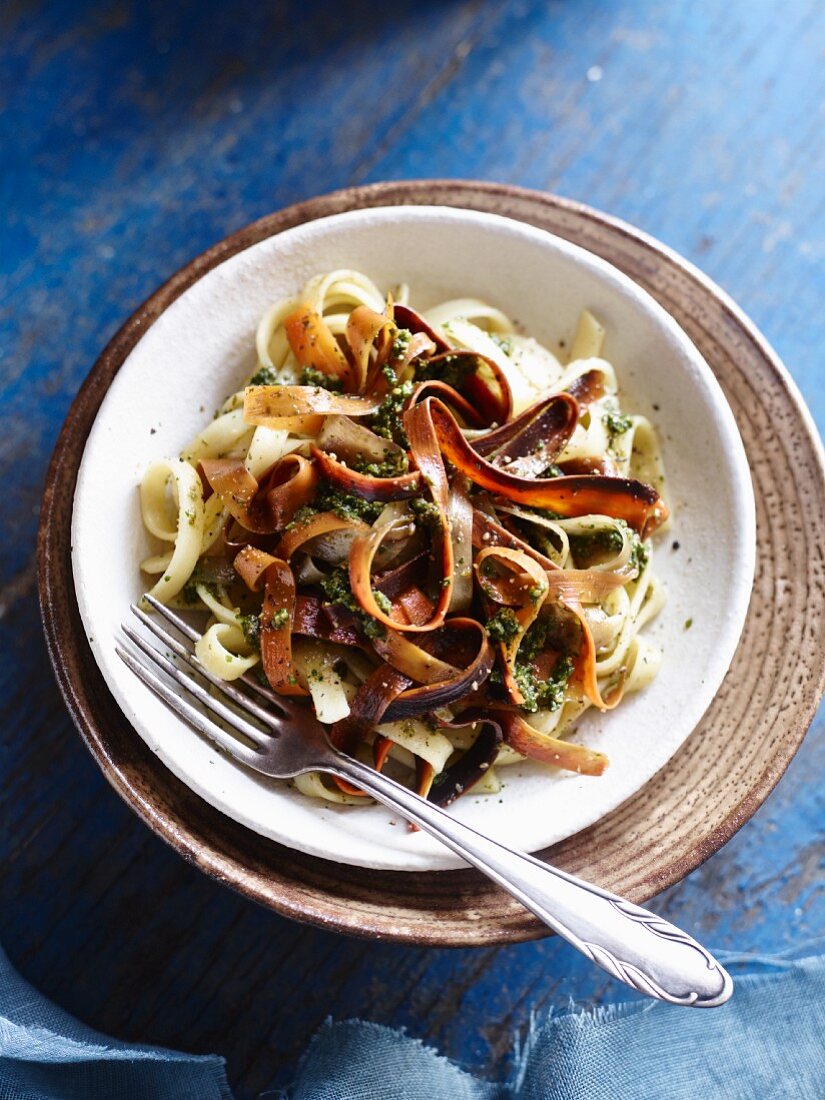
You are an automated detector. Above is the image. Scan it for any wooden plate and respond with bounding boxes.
[38,181,825,945]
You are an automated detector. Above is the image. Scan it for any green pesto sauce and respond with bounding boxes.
[524,505,566,521]
[486,607,521,644]
[288,485,385,529]
[569,526,624,563]
[361,617,386,640]
[415,352,475,391]
[286,503,318,531]
[180,574,222,605]
[568,520,649,572]
[318,566,386,639]
[518,617,554,663]
[180,581,203,606]
[408,495,441,530]
[370,371,414,447]
[515,655,575,714]
[318,566,358,611]
[351,451,409,478]
[373,590,393,616]
[239,612,261,651]
[630,536,650,573]
[390,329,412,360]
[300,366,343,392]
[249,365,279,387]
[536,463,564,479]
[603,410,633,438]
[317,483,384,523]
[487,614,575,714]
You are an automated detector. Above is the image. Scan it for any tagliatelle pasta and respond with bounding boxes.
[138,269,669,808]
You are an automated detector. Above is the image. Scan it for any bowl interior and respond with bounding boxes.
[71,206,755,871]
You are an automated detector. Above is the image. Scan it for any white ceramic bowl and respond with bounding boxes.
[71,206,756,871]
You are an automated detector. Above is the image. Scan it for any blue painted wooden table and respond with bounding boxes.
[2,1,823,1095]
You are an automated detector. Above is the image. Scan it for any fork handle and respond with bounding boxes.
[326,756,732,1007]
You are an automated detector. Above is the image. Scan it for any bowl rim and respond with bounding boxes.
[68,200,756,872]
[37,180,825,944]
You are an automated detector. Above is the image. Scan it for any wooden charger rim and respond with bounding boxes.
[37,181,825,945]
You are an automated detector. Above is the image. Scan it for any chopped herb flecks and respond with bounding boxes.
[316,483,384,523]
[352,451,409,478]
[373,591,393,615]
[319,566,386,639]
[486,608,521,644]
[409,495,441,530]
[371,375,414,447]
[300,366,343,392]
[239,612,261,651]
[181,581,202,605]
[319,566,359,612]
[249,365,279,387]
[287,484,385,528]
[390,329,412,360]
[515,655,575,714]
[415,352,475,391]
[603,410,633,438]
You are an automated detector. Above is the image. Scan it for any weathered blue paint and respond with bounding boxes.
[1,1,822,1096]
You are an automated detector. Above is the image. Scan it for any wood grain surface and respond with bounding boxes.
[3,1,824,1096]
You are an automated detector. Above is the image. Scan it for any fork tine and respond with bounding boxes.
[129,603,286,729]
[140,591,200,641]
[115,644,264,769]
[141,592,286,707]
[121,624,273,749]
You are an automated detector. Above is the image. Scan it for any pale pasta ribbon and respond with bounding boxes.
[139,458,205,603]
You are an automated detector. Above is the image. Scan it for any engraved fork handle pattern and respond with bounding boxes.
[328,755,733,1008]
[118,597,733,1009]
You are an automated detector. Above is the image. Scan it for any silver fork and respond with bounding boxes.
[117,595,733,1008]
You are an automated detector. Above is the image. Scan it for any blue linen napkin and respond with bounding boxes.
[3,943,823,1099]
[277,946,825,1100]
[0,945,231,1099]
